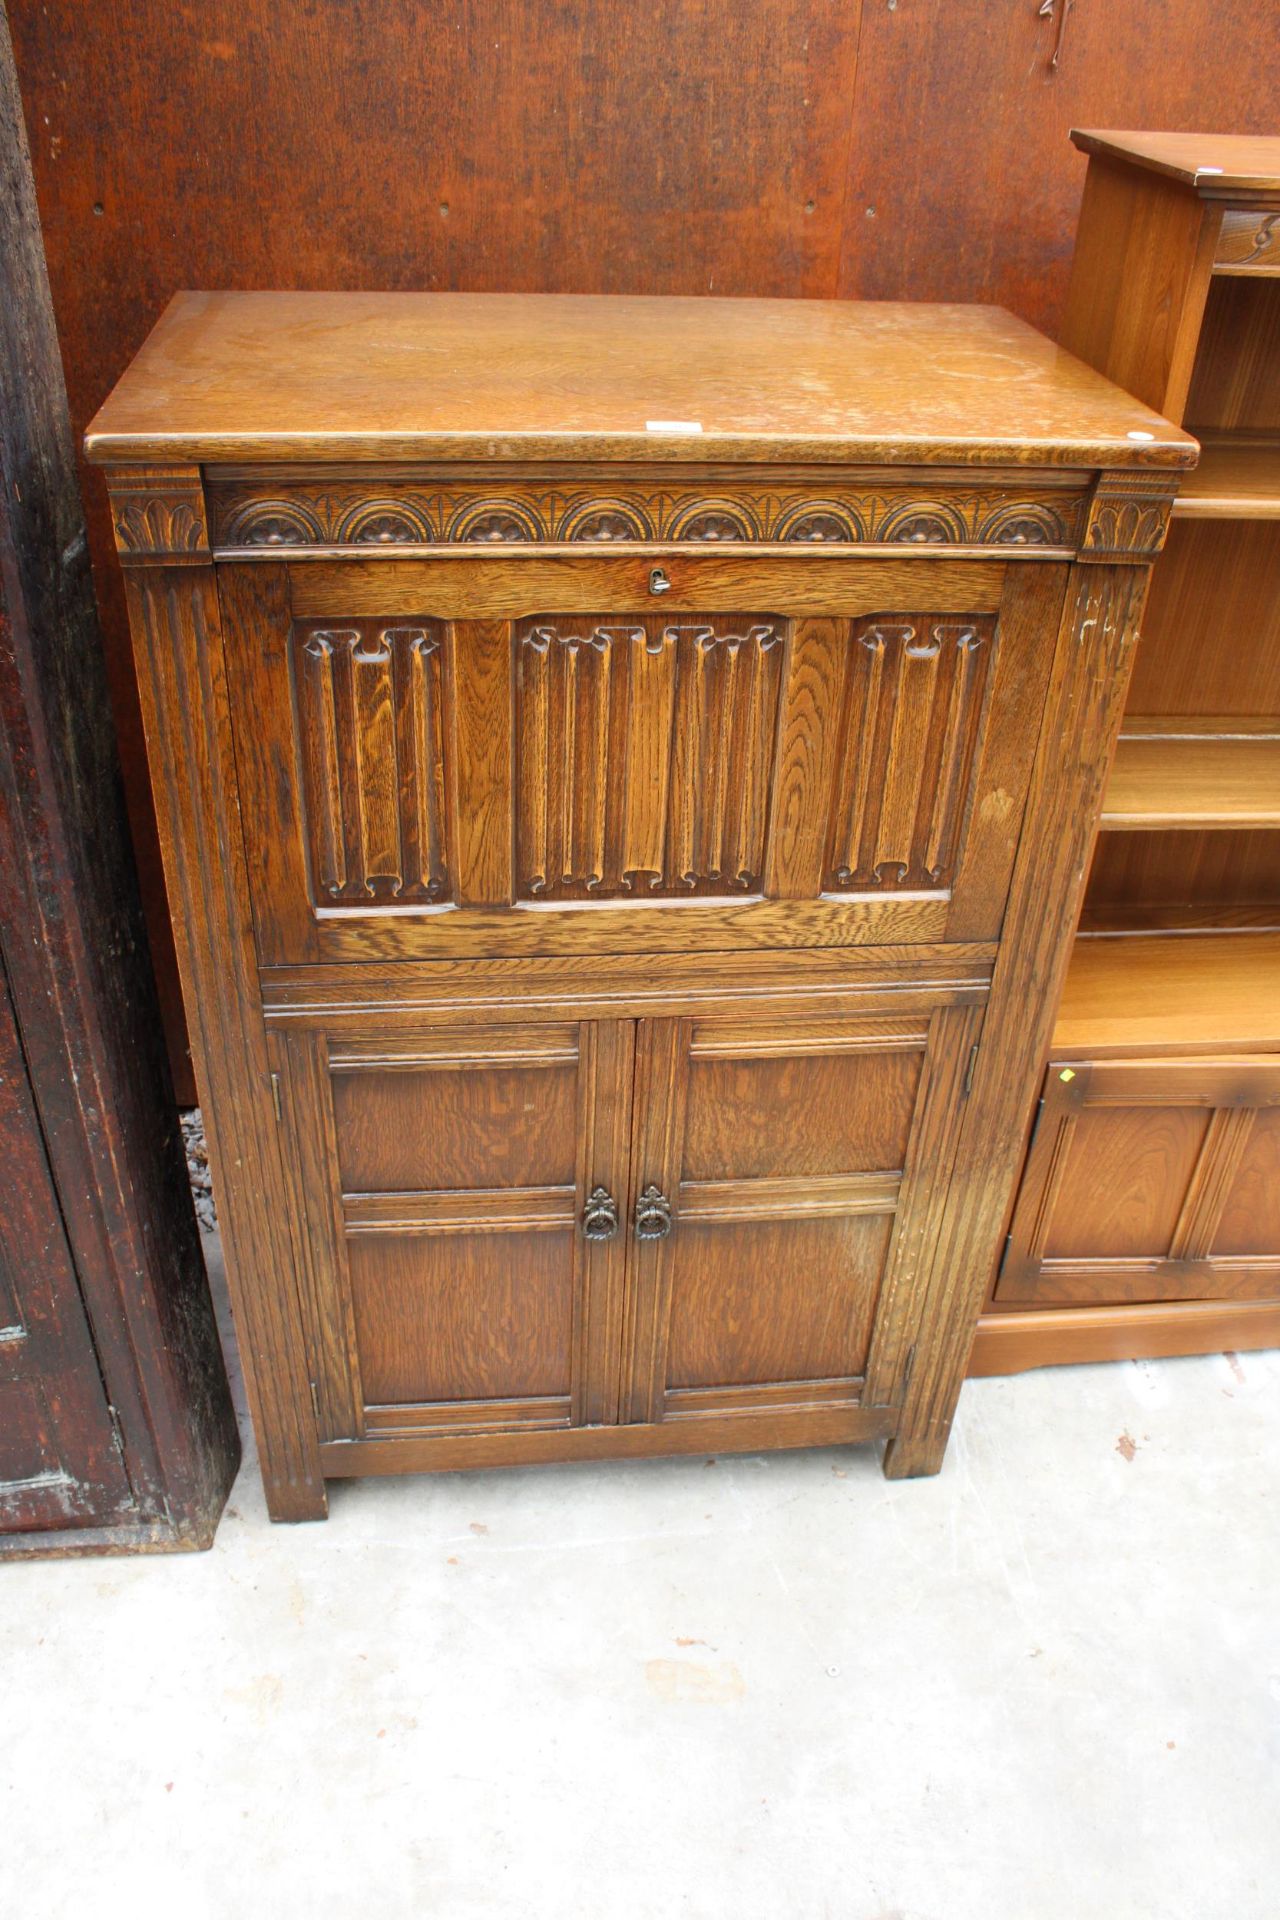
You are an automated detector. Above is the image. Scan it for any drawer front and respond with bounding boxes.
[995,1054,1280,1309]
[1214,210,1280,275]
[220,553,1062,964]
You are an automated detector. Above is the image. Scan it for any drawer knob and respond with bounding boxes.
[649,566,672,595]
[634,1185,673,1241]
[581,1186,620,1241]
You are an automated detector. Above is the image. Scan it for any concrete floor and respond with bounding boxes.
[4,1241,1278,1920]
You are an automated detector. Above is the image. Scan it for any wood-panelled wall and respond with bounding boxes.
[9,0,1277,1097]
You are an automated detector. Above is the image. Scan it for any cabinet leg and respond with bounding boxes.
[882,1423,949,1481]
[261,1466,329,1524]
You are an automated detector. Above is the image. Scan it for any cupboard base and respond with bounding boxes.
[317,1401,898,1483]
[969,1299,1280,1376]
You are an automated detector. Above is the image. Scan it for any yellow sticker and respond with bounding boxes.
[1059,1068,1076,1083]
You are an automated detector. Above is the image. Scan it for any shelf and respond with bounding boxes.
[1100,727,1280,830]
[1053,931,1280,1057]
[1172,436,1280,519]
[1078,902,1280,937]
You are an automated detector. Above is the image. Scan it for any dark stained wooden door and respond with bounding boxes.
[271,1015,634,1442]
[996,1056,1280,1310]
[0,964,131,1531]
[622,1003,983,1427]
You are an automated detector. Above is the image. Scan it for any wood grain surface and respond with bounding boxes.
[1071,131,1280,198]
[11,3,1270,1084]
[0,8,238,1553]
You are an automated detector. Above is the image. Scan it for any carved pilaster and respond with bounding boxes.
[1081,471,1181,561]
[105,465,210,564]
[122,560,326,1519]
[884,560,1155,1477]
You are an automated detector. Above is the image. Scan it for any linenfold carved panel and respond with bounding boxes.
[515,617,786,899]
[293,620,450,907]
[824,617,997,893]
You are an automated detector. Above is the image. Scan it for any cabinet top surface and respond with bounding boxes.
[84,292,1193,470]
[1072,129,1280,198]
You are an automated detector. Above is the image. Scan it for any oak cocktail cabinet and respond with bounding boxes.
[85,293,1192,1519]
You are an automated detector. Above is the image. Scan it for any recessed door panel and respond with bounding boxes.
[1214,1108,1280,1255]
[332,1060,579,1191]
[681,1038,924,1180]
[1039,1105,1212,1260]
[347,1230,575,1404]
[665,1215,896,1389]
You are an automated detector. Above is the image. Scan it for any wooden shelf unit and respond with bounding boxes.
[1172,434,1280,517]
[1052,931,1280,1057]
[973,131,1280,1379]
[1101,728,1280,830]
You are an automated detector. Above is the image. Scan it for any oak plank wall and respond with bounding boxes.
[8,0,1277,1094]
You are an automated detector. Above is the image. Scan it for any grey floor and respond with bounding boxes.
[4,1238,1278,1920]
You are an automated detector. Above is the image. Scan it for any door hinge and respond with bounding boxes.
[309,1379,320,1424]
[900,1343,917,1401]
[106,1402,127,1463]
[963,1041,980,1097]
[1026,1094,1047,1148]
[270,1071,283,1123]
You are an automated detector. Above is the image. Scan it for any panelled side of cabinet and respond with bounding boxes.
[87,292,1193,1510]
[887,558,1161,1473]
[121,529,326,1521]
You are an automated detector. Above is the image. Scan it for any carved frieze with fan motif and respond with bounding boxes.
[207,472,1091,553]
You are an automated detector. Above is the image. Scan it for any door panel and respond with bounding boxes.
[274,1016,633,1439]
[623,1004,982,1425]
[332,1057,580,1190]
[346,1230,575,1404]
[515,613,786,900]
[996,1056,1280,1308]
[222,556,1061,964]
[1214,1108,1280,1254]
[0,967,131,1531]
[681,1034,924,1180]
[664,1215,896,1390]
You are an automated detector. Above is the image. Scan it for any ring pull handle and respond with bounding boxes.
[581,1186,620,1241]
[634,1185,673,1241]
[649,566,672,595]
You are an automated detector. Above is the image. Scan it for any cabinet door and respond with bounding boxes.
[995,1056,1280,1308]
[621,1003,982,1432]
[273,1017,633,1442]
[221,555,1061,964]
[0,967,131,1531]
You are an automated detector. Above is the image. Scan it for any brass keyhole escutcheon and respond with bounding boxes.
[649,566,672,595]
